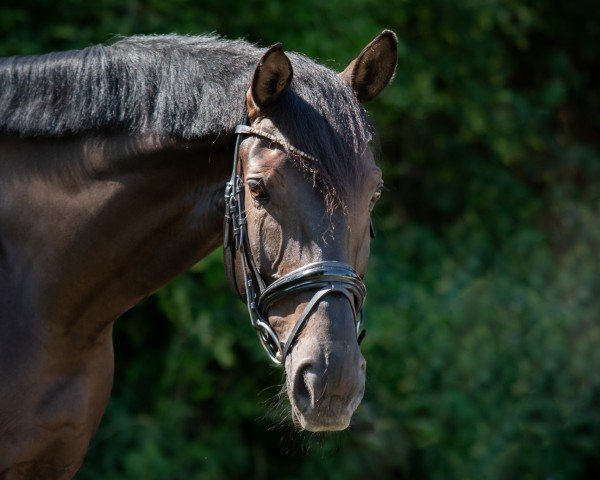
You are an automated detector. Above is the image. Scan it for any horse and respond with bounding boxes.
[0,31,397,478]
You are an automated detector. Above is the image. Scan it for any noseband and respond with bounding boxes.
[223,116,368,365]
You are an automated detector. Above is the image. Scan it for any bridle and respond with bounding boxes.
[223,114,369,366]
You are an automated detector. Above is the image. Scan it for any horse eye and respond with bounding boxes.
[247,178,269,201]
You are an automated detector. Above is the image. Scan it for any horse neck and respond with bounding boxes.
[0,132,230,346]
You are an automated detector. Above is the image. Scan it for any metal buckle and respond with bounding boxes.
[255,320,283,365]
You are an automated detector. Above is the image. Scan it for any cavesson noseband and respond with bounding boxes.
[224,116,368,365]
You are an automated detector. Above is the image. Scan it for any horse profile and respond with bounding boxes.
[0,31,397,478]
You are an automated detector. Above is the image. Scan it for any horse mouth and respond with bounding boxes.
[290,398,354,432]
[292,409,352,432]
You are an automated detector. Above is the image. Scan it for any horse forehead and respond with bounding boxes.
[246,117,376,185]
[244,139,287,175]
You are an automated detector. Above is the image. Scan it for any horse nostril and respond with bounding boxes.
[293,362,314,414]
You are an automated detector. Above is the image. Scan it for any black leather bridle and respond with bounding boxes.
[223,115,369,365]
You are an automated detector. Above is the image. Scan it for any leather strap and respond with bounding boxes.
[235,125,319,163]
[280,283,357,360]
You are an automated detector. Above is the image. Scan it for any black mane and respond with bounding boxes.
[0,34,371,202]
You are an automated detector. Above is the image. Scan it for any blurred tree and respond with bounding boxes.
[1,0,598,478]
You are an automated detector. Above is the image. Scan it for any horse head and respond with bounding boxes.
[226,31,397,431]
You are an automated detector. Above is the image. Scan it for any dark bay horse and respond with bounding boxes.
[0,31,397,478]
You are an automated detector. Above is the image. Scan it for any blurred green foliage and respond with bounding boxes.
[1,0,598,478]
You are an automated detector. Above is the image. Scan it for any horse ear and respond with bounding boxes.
[339,30,398,103]
[247,44,293,117]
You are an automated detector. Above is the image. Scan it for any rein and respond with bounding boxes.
[223,116,368,365]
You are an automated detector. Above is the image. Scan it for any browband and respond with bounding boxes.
[234,125,319,163]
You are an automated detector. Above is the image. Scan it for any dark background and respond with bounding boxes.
[1,0,598,478]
